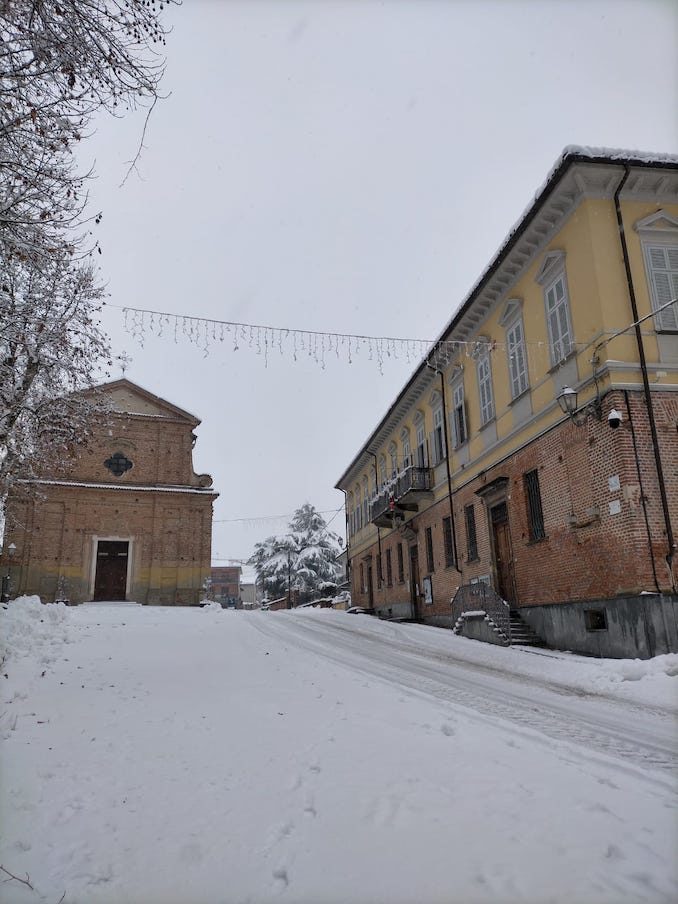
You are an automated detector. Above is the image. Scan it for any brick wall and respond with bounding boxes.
[349,389,677,621]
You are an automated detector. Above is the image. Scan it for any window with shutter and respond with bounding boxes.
[432,407,446,464]
[450,382,467,448]
[477,353,495,426]
[416,425,427,467]
[506,317,529,398]
[545,273,573,364]
[646,244,678,331]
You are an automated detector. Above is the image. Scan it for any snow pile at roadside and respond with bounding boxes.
[0,595,71,672]
[295,609,678,712]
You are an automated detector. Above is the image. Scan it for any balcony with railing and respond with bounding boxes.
[370,466,433,528]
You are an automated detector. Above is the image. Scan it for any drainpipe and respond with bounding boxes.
[439,371,462,573]
[624,391,660,593]
[614,167,676,588]
[368,452,383,587]
[339,487,351,589]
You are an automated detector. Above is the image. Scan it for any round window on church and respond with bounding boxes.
[104,451,133,477]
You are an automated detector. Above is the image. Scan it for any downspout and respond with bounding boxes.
[439,371,462,573]
[368,452,383,587]
[339,487,351,589]
[614,167,676,588]
[624,391,660,593]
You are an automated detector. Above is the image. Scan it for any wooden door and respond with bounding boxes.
[94,541,129,601]
[409,544,420,619]
[490,503,514,605]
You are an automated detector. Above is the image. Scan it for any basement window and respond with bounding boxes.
[584,608,608,631]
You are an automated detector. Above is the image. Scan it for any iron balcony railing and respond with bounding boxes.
[370,466,432,525]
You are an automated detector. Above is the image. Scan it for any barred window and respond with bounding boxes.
[386,549,393,587]
[465,504,478,562]
[443,516,455,567]
[524,469,546,541]
[425,526,435,573]
[397,543,405,583]
[377,554,383,588]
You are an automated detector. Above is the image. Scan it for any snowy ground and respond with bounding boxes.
[1,599,677,904]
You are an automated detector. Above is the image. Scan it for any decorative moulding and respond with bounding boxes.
[633,209,678,235]
[535,250,566,286]
[499,297,523,327]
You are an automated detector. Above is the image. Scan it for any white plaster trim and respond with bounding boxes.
[499,297,523,327]
[633,209,678,235]
[535,250,566,286]
[89,535,134,601]
[21,479,216,495]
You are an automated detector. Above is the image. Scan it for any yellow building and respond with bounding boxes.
[336,147,678,658]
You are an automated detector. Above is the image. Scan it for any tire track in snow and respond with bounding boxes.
[249,614,678,780]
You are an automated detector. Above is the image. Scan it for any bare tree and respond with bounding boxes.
[1,0,177,258]
[0,1,176,521]
[0,249,112,503]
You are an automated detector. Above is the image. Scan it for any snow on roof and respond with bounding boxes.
[335,145,678,487]
[23,479,216,495]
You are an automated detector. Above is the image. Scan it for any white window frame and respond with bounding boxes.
[642,242,678,332]
[415,423,427,468]
[505,316,529,399]
[389,443,398,478]
[432,405,446,464]
[401,429,411,469]
[537,252,574,367]
[450,380,468,448]
[476,352,495,427]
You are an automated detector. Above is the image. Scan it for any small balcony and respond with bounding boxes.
[370,466,433,528]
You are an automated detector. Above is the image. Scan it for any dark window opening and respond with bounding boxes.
[524,469,546,541]
[465,505,478,562]
[397,543,405,583]
[377,555,383,588]
[585,609,608,631]
[386,549,393,587]
[443,516,455,567]
[425,527,435,573]
[104,451,133,477]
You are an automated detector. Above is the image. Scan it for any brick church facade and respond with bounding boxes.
[2,379,217,605]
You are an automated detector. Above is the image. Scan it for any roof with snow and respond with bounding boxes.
[335,146,678,489]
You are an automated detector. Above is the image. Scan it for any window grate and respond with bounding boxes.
[397,543,405,583]
[524,469,546,541]
[443,516,455,567]
[386,548,393,587]
[425,527,435,573]
[465,505,478,561]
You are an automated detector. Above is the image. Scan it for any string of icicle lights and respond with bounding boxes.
[117,304,550,374]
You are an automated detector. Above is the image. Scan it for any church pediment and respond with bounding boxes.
[90,379,201,426]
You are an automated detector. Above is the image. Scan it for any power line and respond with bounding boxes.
[213,507,342,525]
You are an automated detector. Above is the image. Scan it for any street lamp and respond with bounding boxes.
[557,385,602,426]
[1,542,17,603]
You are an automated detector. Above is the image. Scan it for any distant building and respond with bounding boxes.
[2,379,217,605]
[336,148,678,658]
[210,566,242,607]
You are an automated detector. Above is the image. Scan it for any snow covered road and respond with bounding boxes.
[1,601,677,904]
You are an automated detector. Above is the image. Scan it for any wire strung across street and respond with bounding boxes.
[109,302,554,373]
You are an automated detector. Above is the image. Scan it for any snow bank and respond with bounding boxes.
[0,595,71,671]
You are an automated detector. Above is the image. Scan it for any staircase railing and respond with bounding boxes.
[451,583,511,641]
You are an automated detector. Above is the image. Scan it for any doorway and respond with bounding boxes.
[409,544,420,619]
[93,540,129,601]
[490,502,515,606]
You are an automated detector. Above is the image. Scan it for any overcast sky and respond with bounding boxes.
[82,0,678,566]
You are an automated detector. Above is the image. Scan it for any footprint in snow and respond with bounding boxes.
[440,723,456,737]
[272,866,289,890]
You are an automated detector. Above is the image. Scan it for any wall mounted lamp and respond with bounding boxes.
[557,385,602,425]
